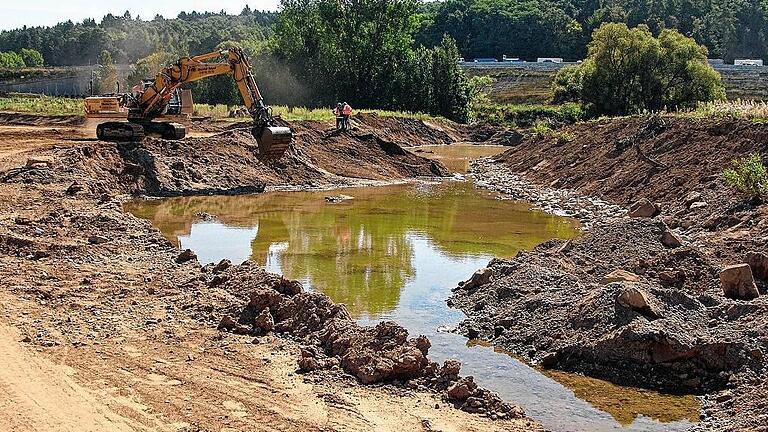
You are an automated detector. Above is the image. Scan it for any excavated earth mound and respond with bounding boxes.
[459,115,768,431]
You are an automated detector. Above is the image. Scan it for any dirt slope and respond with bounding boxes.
[457,115,768,432]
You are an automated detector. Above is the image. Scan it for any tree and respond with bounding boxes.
[553,23,725,115]
[0,51,25,68]
[94,50,118,93]
[20,48,43,66]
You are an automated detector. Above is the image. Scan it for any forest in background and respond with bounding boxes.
[1,0,766,66]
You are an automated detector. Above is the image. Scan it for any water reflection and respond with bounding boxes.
[127,181,577,318]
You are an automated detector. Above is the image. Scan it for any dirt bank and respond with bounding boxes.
[455,115,768,431]
[0,115,539,431]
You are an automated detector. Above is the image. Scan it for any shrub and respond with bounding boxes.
[723,153,768,198]
[553,23,725,116]
[20,48,43,67]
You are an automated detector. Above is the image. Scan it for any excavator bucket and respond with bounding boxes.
[254,126,293,160]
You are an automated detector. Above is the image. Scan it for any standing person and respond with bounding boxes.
[342,102,352,130]
[333,102,343,131]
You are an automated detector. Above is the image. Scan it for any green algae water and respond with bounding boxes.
[127,179,699,432]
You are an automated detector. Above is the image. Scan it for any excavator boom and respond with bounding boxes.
[85,48,292,160]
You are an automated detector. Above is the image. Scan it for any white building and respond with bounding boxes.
[734,59,764,66]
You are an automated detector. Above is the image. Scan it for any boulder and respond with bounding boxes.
[720,264,760,300]
[439,359,462,379]
[661,229,683,248]
[254,308,275,334]
[87,235,109,245]
[616,286,661,319]
[689,201,709,211]
[684,191,702,207]
[447,377,477,401]
[627,198,660,218]
[746,251,768,280]
[460,267,493,290]
[176,249,197,263]
[600,269,640,285]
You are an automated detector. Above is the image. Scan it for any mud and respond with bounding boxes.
[0,114,538,431]
[456,115,768,431]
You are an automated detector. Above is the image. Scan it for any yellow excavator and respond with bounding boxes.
[84,47,292,159]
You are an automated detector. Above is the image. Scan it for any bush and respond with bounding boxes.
[553,23,725,116]
[0,51,25,68]
[723,153,768,198]
[20,48,43,67]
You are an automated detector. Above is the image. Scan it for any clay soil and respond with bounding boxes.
[0,113,539,432]
[452,115,768,431]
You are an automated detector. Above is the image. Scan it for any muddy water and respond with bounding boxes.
[127,180,699,432]
[409,144,508,173]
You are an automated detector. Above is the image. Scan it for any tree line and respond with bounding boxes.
[0,8,276,66]
[416,0,768,62]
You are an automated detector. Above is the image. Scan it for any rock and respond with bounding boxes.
[447,377,477,401]
[659,270,685,286]
[87,235,108,244]
[439,359,462,379]
[218,315,251,335]
[556,239,573,254]
[600,269,640,285]
[176,249,197,264]
[689,201,709,211]
[65,181,84,195]
[661,229,683,248]
[460,267,493,290]
[26,156,53,169]
[254,308,275,334]
[720,264,760,300]
[616,286,661,319]
[684,191,702,207]
[746,251,768,280]
[324,194,354,203]
[212,259,231,273]
[627,198,660,218]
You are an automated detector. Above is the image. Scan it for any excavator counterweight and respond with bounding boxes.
[85,48,292,160]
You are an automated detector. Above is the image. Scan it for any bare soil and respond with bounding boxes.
[453,115,768,431]
[0,114,538,432]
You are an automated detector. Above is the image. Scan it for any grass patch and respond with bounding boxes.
[473,102,586,128]
[194,104,444,122]
[0,95,83,116]
[685,100,768,121]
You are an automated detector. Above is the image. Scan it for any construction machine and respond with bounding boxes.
[84,48,292,159]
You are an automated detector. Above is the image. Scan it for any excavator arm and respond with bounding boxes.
[88,48,292,160]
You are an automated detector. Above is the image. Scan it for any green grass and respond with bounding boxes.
[0,95,84,116]
[193,103,444,122]
[473,102,586,128]
[0,95,446,123]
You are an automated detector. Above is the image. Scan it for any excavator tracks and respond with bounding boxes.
[96,122,145,142]
[95,122,186,142]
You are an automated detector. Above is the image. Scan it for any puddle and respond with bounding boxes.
[410,144,507,173]
[127,180,700,431]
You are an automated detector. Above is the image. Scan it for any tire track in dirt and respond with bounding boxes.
[0,324,138,432]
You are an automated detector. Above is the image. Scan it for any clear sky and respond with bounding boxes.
[0,1,281,31]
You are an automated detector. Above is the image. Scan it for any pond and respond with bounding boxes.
[127,177,699,432]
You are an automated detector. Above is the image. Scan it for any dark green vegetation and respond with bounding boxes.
[0,48,43,68]
[724,153,768,198]
[272,0,470,121]
[553,23,725,115]
[0,9,275,66]
[416,0,768,62]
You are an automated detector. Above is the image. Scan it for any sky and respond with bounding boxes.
[0,1,281,31]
